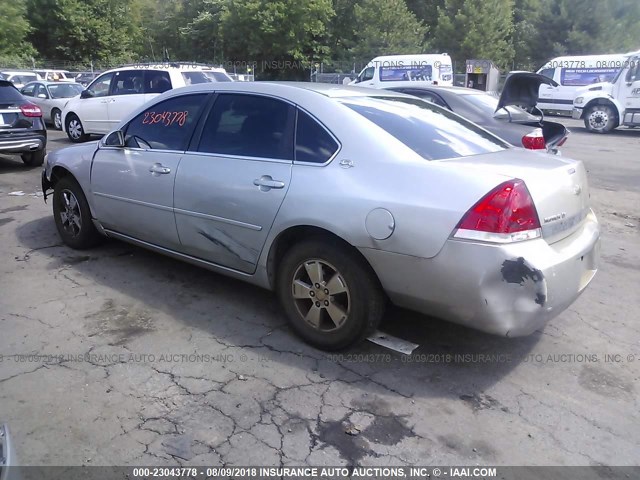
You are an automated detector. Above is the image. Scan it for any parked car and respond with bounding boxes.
[0,80,47,166]
[34,69,74,82]
[42,82,599,350]
[61,64,232,143]
[21,81,84,130]
[0,71,39,89]
[379,72,568,154]
[74,71,100,86]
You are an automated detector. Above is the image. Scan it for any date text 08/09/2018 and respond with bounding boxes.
[131,466,498,478]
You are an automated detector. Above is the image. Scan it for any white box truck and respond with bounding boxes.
[536,54,627,113]
[572,49,640,133]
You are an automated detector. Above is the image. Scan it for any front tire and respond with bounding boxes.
[21,149,46,167]
[584,104,617,133]
[52,109,62,130]
[277,239,385,350]
[53,177,102,249]
[65,114,89,142]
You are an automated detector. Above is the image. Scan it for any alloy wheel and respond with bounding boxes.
[59,189,82,237]
[291,259,351,332]
[588,109,608,131]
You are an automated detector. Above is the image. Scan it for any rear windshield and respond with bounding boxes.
[0,82,24,102]
[205,71,233,82]
[464,93,537,121]
[182,71,212,85]
[341,96,508,160]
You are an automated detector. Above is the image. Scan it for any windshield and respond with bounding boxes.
[48,83,84,98]
[463,93,537,120]
[341,96,508,161]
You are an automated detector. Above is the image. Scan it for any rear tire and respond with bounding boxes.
[53,176,102,249]
[277,239,385,350]
[21,149,46,167]
[584,104,617,133]
[66,114,89,143]
[52,109,62,130]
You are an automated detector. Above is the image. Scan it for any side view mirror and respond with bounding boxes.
[103,130,125,148]
[80,89,92,99]
[37,93,47,99]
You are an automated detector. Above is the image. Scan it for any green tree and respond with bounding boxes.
[0,0,35,63]
[404,0,444,48]
[434,0,515,70]
[220,0,334,79]
[350,0,426,59]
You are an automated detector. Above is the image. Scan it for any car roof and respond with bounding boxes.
[162,81,411,100]
[1,71,38,76]
[103,64,229,74]
[379,82,483,95]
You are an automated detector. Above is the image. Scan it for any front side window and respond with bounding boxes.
[35,84,49,98]
[358,67,374,83]
[124,94,207,151]
[295,110,339,163]
[198,94,294,160]
[341,96,508,161]
[539,68,555,79]
[111,70,145,95]
[87,73,114,97]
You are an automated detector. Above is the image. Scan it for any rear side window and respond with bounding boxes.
[124,94,207,151]
[341,96,508,161]
[197,94,294,160]
[295,110,339,163]
[182,71,211,85]
[0,82,23,102]
[205,71,232,82]
[111,70,145,95]
[145,71,172,93]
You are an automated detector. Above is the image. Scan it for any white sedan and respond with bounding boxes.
[21,81,84,130]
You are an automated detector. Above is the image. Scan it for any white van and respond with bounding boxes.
[536,54,627,112]
[350,54,453,87]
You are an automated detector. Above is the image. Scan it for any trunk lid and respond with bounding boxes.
[496,71,559,112]
[443,149,590,244]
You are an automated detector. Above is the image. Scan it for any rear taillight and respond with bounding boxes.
[20,103,42,117]
[454,179,541,243]
[522,128,546,150]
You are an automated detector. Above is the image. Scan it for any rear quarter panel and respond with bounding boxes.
[262,101,511,261]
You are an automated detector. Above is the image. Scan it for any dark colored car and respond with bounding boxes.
[74,71,100,87]
[382,72,568,154]
[0,80,47,166]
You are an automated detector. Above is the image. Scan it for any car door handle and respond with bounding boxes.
[253,175,285,190]
[149,163,171,175]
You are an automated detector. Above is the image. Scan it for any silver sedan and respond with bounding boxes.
[42,82,600,349]
[21,81,84,130]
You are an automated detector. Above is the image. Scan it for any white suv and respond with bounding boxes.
[62,64,232,142]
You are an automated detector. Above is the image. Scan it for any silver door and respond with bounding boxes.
[174,93,295,273]
[91,148,182,249]
[90,92,210,249]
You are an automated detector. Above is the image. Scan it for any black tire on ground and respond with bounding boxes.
[52,109,62,130]
[53,176,102,249]
[65,113,89,142]
[21,149,46,167]
[277,239,385,350]
[583,104,617,134]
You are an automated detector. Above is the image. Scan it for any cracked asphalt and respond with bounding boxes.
[1,120,639,467]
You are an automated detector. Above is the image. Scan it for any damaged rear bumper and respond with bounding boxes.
[360,209,600,337]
